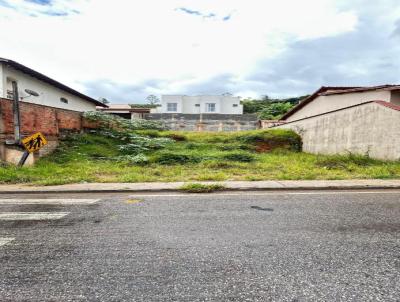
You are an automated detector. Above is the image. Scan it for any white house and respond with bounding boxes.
[154,95,243,114]
[97,104,151,119]
[0,58,106,111]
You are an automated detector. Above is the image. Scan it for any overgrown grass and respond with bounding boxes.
[179,183,226,193]
[0,127,399,185]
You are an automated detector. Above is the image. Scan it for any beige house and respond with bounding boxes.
[97,104,151,119]
[275,85,400,160]
[282,85,400,121]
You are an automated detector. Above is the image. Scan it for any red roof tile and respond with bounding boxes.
[282,85,400,120]
[374,100,400,111]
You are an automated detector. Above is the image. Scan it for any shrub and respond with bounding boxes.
[154,152,201,165]
[118,136,173,155]
[179,183,226,193]
[134,130,161,137]
[115,154,149,165]
[216,143,251,151]
[239,129,302,152]
[222,152,255,162]
[83,111,167,131]
[166,133,187,141]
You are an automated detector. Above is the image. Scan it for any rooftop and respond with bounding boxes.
[0,58,107,108]
[281,85,400,120]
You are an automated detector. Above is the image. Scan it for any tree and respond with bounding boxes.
[258,102,293,120]
[146,95,160,105]
[98,97,109,105]
[261,95,270,101]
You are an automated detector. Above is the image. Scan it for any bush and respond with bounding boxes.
[239,129,302,152]
[115,154,149,165]
[166,133,187,141]
[154,152,202,165]
[134,130,161,137]
[118,136,173,155]
[216,143,251,151]
[83,111,167,131]
[222,152,255,162]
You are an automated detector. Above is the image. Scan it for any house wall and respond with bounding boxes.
[276,102,400,160]
[287,90,391,121]
[0,64,3,98]
[0,64,96,112]
[157,95,243,114]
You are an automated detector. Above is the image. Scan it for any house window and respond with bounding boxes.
[167,103,177,112]
[60,97,69,104]
[195,104,200,107]
[233,104,238,107]
[206,103,216,112]
[6,90,14,99]
[6,78,15,99]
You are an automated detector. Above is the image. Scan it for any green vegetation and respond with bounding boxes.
[0,112,399,185]
[241,95,308,120]
[179,183,226,193]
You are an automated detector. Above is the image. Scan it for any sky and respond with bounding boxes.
[0,0,399,103]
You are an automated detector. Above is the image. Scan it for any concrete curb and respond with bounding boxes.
[1,180,400,194]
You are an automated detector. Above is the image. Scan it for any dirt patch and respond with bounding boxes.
[255,141,289,153]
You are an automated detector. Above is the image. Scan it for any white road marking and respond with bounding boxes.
[130,191,400,197]
[0,212,69,221]
[0,237,15,247]
[0,199,100,205]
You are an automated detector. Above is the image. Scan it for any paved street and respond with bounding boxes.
[0,190,399,301]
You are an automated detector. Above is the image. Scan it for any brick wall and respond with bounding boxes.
[0,98,96,139]
[0,98,97,164]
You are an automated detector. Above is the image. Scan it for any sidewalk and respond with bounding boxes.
[1,179,400,194]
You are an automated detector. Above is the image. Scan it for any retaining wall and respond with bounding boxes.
[145,113,259,131]
[275,101,400,160]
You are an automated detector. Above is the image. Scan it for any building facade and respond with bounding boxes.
[275,85,400,160]
[0,58,106,112]
[283,85,400,122]
[97,104,151,119]
[154,95,243,115]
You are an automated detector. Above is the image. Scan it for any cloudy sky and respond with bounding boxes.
[0,0,399,103]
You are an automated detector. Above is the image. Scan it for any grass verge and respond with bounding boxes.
[179,183,226,193]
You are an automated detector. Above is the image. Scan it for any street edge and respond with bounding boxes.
[1,185,400,194]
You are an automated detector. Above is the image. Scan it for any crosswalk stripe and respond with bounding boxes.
[0,237,15,247]
[0,212,69,221]
[0,199,100,205]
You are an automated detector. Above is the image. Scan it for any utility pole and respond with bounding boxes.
[12,81,21,143]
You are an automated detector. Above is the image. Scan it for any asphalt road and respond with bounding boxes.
[0,190,400,301]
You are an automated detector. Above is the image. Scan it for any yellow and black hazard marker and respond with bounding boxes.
[21,132,48,153]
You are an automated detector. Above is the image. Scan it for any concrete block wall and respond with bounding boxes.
[145,113,259,131]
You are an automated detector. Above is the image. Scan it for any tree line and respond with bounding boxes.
[241,95,308,120]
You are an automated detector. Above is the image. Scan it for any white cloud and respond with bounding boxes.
[0,0,360,102]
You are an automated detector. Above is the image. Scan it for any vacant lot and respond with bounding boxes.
[1,124,399,185]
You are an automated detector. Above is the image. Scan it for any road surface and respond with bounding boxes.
[0,190,399,301]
